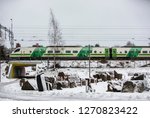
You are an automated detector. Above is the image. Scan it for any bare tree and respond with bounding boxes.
[0,31,5,46]
[48,9,63,69]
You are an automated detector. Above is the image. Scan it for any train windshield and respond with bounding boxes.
[13,48,20,53]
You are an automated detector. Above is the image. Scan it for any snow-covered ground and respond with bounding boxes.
[0,61,150,101]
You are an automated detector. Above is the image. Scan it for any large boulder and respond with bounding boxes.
[56,82,62,90]
[114,71,122,80]
[21,81,35,90]
[122,81,135,92]
[107,81,122,92]
[93,74,100,79]
[100,73,107,81]
[131,74,144,80]
[144,77,150,91]
[58,72,65,81]
[69,82,76,88]
[61,81,69,88]
[81,80,86,86]
[135,82,144,93]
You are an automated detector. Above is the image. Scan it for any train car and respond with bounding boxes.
[112,46,150,59]
[42,46,109,59]
[10,47,47,59]
[10,46,110,60]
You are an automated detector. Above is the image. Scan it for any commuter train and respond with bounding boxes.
[9,46,150,60]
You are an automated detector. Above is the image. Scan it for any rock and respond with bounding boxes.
[56,82,62,90]
[21,81,35,90]
[106,74,112,81]
[114,71,122,80]
[144,77,150,91]
[81,80,86,85]
[119,62,124,67]
[69,82,76,88]
[61,81,69,88]
[58,72,65,81]
[100,73,107,81]
[107,81,122,92]
[90,79,95,83]
[93,74,100,79]
[122,81,135,93]
[131,74,144,80]
[135,82,144,93]
[134,73,139,76]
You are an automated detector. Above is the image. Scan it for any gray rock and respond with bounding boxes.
[131,74,144,80]
[134,81,145,93]
[61,81,69,88]
[21,81,35,90]
[114,71,122,80]
[122,81,135,93]
[56,82,62,90]
[69,82,76,88]
[107,81,122,92]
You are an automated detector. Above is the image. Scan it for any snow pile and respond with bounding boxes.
[1,61,150,100]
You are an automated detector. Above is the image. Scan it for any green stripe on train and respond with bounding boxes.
[31,47,47,57]
[77,46,92,58]
[127,47,142,58]
[10,54,31,57]
[44,53,73,55]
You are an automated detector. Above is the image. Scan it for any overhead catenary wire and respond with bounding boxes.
[8,26,150,46]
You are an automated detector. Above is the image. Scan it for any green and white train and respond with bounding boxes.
[10,46,150,60]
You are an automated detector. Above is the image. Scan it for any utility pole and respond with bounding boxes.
[0,24,2,37]
[10,19,14,51]
[89,44,91,78]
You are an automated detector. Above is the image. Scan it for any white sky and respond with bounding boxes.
[0,0,150,47]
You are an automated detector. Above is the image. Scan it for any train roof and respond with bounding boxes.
[122,46,150,48]
[46,45,82,47]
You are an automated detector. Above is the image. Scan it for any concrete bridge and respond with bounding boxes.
[8,61,42,78]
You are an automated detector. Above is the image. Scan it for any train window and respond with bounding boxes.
[73,51,78,53]
[94,51,97,53]
[120,51,122,53]
[143,51,147,53]
[125,51,127,53]
[29,51,32,53]
[48,50,53,53]
[55,51,60,53]
[138,51,141,53]
[149,51,150,53]
[99,51,102,53]
[14,48,20,52]
[66,50,71,53]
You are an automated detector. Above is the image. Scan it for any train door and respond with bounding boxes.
[105,48,109,58]
[112,48,117,59]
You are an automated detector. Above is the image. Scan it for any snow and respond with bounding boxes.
[0,60,150,101]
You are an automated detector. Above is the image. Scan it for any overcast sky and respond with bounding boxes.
[1,0,150,47]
